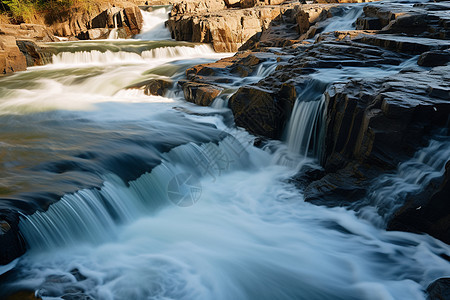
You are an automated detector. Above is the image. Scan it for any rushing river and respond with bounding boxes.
[0,4,449,300]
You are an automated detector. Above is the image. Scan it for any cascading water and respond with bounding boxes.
[0,3,449,300]
[285,80,328,159]
[355,135,450,227]
[134,6,173,41]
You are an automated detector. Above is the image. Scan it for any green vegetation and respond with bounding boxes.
[0,0,89,23]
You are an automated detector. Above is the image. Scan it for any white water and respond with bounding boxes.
[357,136,450,227]
[322,5,364,33]
[286,95,326,159]
[135,7,173,41]
[51,45,220,66]
[1,3,450,300]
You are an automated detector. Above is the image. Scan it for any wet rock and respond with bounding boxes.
[5,291,41,300]
[16,40,53,67]
[127,78,173,96]
[418,49,450,67]
[354,34,450,54]
[427,278,450,300]
[356,2,450,39]
[304,163,371,205]
[186,51,274,80]
[228,86,294,138]
[179,81,223,106]
[0,212,25,265]
[323,66,450,172]
[388,160,450,244]
[0,35,27,75]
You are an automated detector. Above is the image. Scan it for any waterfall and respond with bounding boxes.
[321,5,364,33]
[51,45,217,65]
[285,80,328,160]
[135,6,173,41]
[356,136,450,227]
[19,136,250,250]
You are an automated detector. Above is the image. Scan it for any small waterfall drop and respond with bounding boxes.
[321,5,364,33]
[356,136,450,227]
[19,136,250,250]
[51,45,217,65]
[285,80,328,160]
[135,6,173,41]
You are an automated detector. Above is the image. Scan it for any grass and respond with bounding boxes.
[0,0,97,23]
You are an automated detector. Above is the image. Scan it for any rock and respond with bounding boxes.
[46,2,143,39]
[388,160,450,244]
[225,0,241,7]
[77,28,110,40]
[323,66,450,172]
[0,212,25,265]
[418,50,450,67]
[354,34,450,54]
[228,85,294,138]
[427,278,450,300]
[127,78,173,96]
[0,35,27,74]
[356,2,450,39]
[186,51,274,80]
[167,5,285,51]
[16,40,53,67]
[240,0,286,9]
[123,6,145,35]
[179,81,223,106]
[0,24,58,42]
[170,0,226,15]
[5,291,41,300]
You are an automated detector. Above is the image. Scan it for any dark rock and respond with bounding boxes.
[179,81,223,106]
[0,211,25,265]
[76,28,110,40]
[127,79,173,96]
[228,86,294,138]
[5,290,41,300]
[427,278,450,300]
[16,40,53,67]
[418,50,450,67]
[388,160,450,244]
[354,34,450,54]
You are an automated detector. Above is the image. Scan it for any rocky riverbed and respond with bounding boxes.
[0,0,449,298]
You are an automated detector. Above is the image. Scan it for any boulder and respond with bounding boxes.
[418,49,450,67]
[0,36,27,74]
[228,85,294,138]
[16,40,53,67]
[127,78,173,96]
[179,81,223,106]
[0,212,25,265]
[77,28,110,40]
[427,278,450,300]
[354,34,450,54]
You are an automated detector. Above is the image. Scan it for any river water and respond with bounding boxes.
[0,5,449,300]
